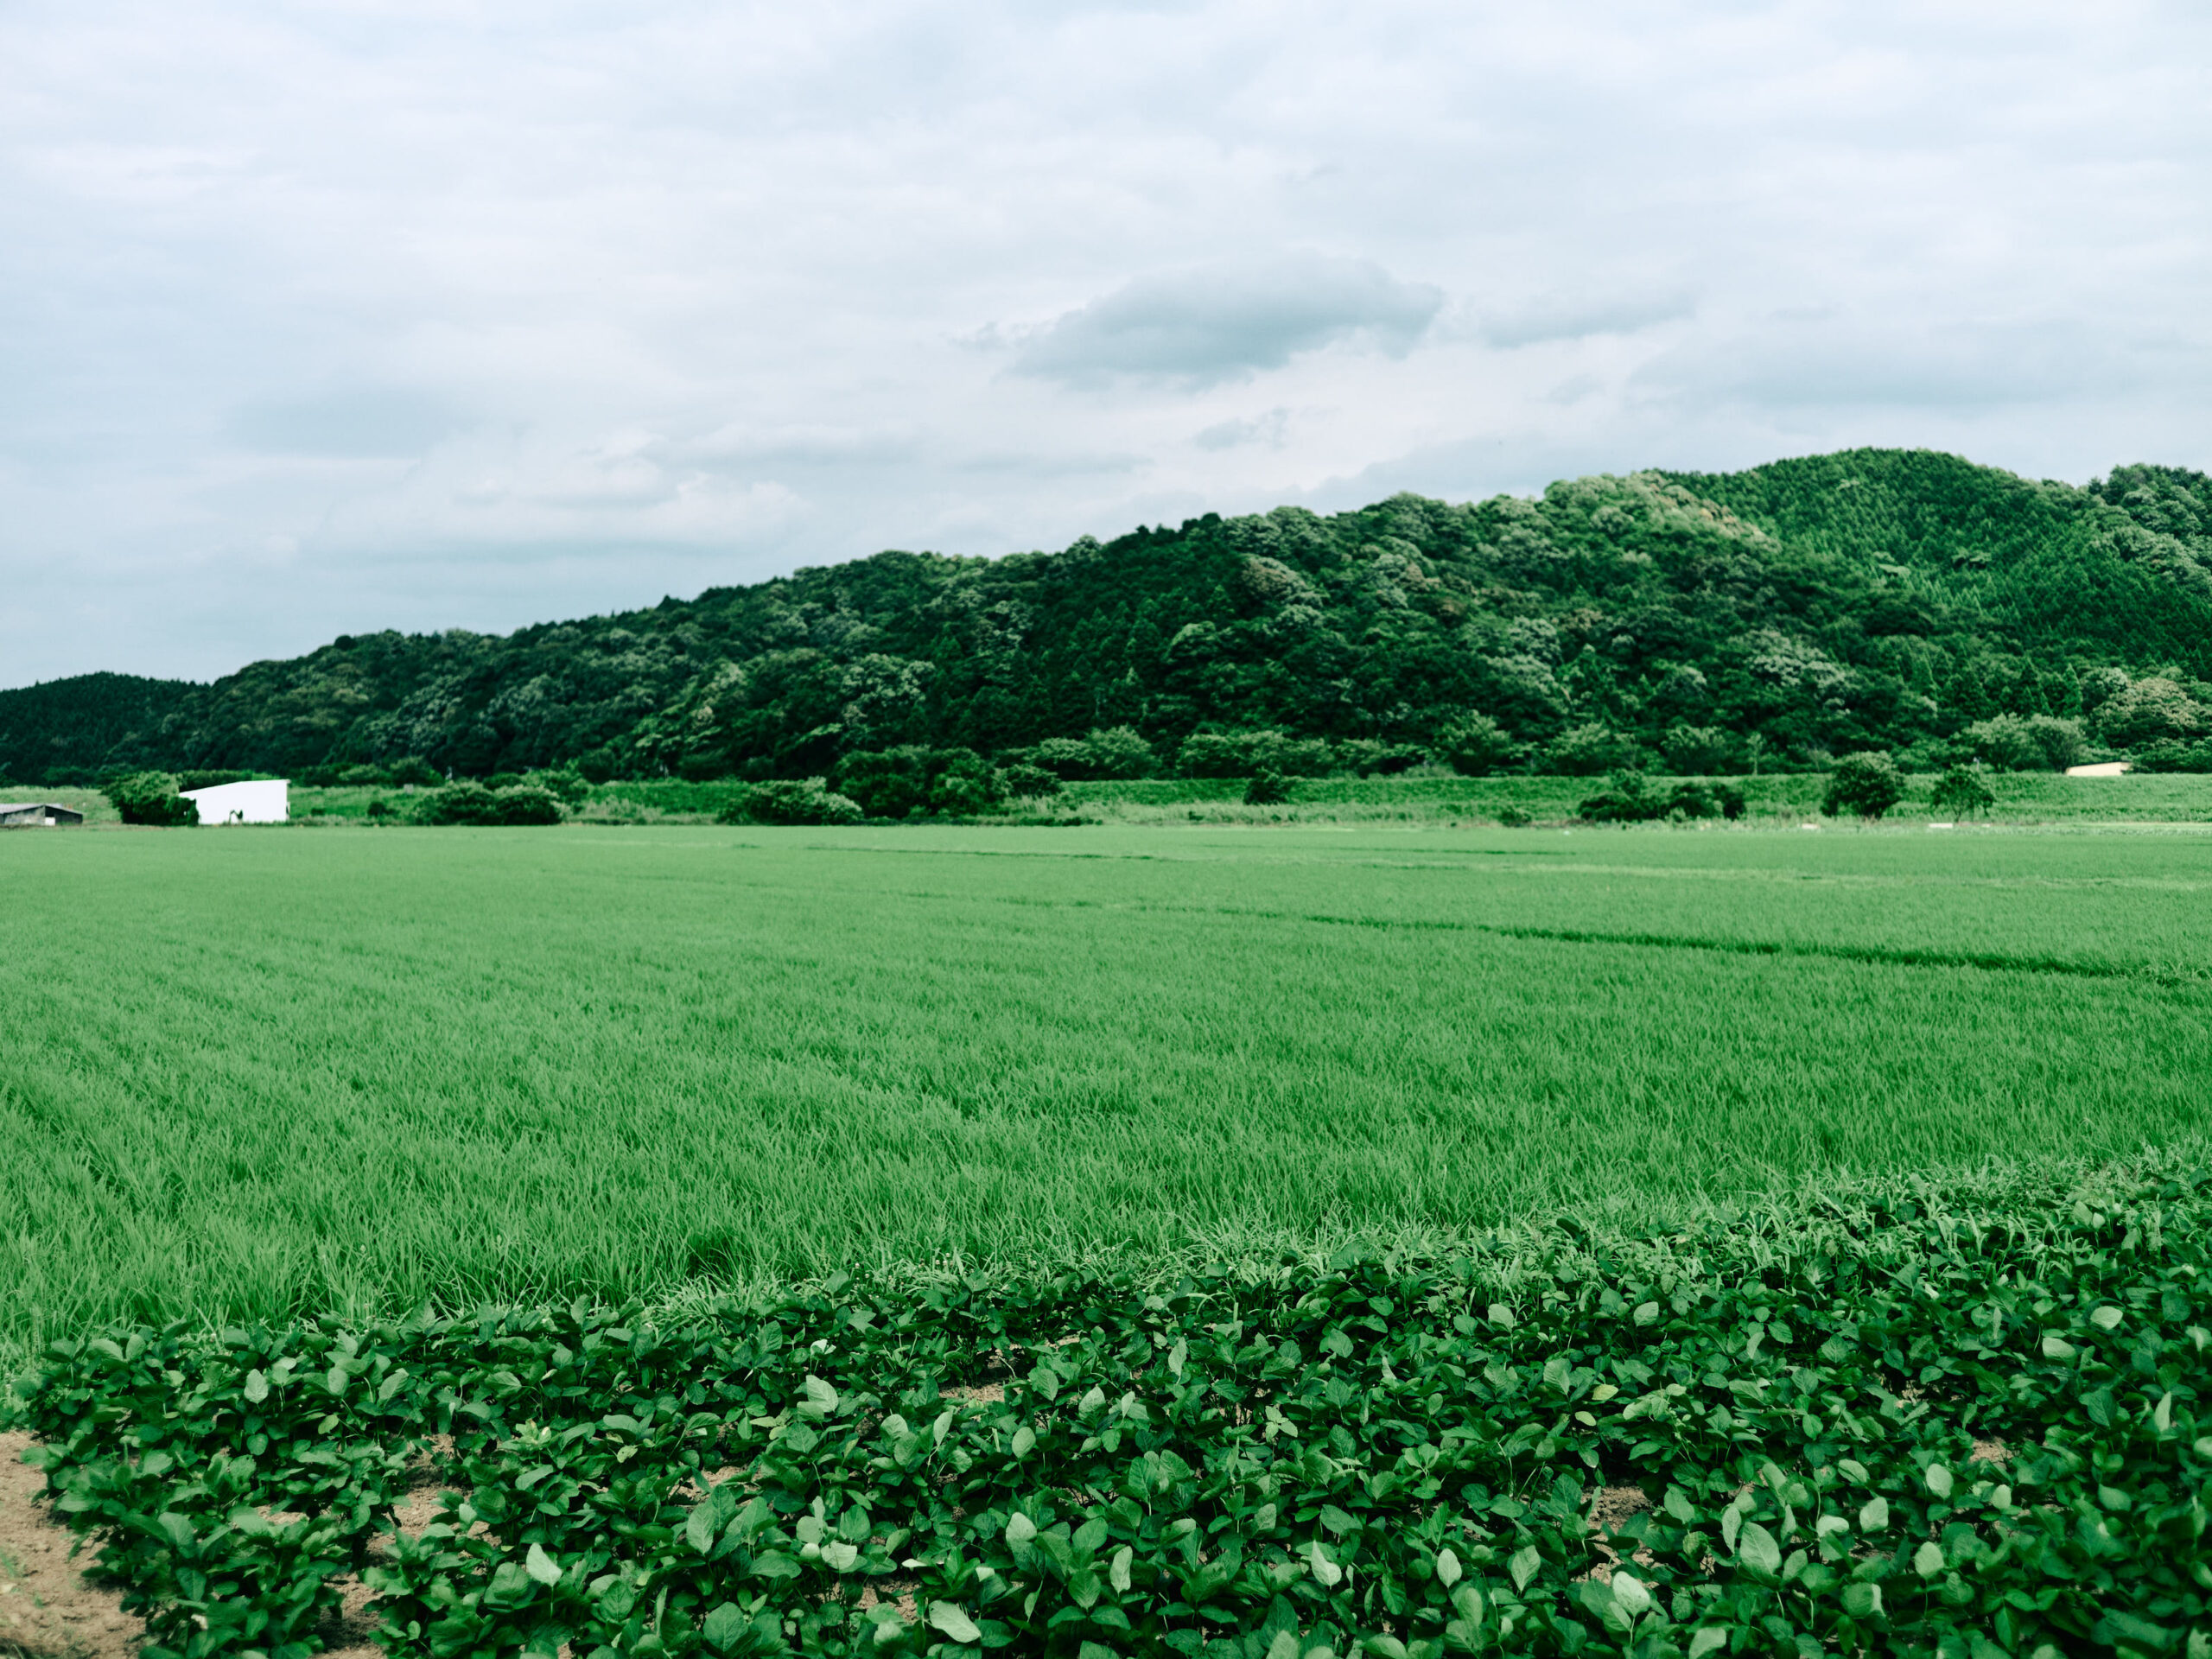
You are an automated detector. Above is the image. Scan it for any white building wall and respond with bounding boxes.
[181,779,290,824]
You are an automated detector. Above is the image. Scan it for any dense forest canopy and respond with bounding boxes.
[5,448,2211,788]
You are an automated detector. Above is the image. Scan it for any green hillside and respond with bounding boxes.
[4,448,2209,788]
[0,670,200,787]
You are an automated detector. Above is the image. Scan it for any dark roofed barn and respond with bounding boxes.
[0,801,85,827]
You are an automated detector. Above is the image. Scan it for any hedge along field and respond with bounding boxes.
[271,771,2212,827]
[1050,772,2212,824]
[5,823,2212,1365]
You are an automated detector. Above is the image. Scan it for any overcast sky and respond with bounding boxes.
[3,1,2207,687]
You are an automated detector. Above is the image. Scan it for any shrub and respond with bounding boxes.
[1435,714,1519,777]
[925,752,1005,818]
[836,747,931,817]
[103,772,196,827]
[1176,728,1333,779]
[412,784,566,826]
[572,748,619,785]
[412,784,498,825]
[1243,771,1291,805]
[521,768,591,805]
[2126,738,2212,772]
[365,798,393,819]
[1578,772,1745,823]
[1337,739,1427,777]
[1176,731,1255,779]
[1001,763,1060,798]
[1930,763,1997,817]
[1689,780,1747,820]
[2024,714,2088,770]
[1960,715,2038,771]
[336,764,392,787]
[1961,714,2085,772]
[835,747,1003,818]
[387,756,444,788]
[1495,804,1531,826]
[1027,737,1095,780]
[1577,772,1657,823]
[1078,725,1155,780]
[1821,751,1906,819]
[1025,727,1158,782]
[719,779,864,826]
[2095,675,2209,748]
[490,786,564,825]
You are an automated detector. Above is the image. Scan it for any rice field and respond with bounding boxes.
[4,819,2210,1359]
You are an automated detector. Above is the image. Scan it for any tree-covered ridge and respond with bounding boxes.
[5,448,2209,787]
[0,671,199,787]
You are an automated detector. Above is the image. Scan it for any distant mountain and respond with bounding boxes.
[6,448,2209,787]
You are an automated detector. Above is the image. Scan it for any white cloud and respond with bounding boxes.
[1007,255,1442,387]
[1481,292,1697,349]
[1193,408,1291,451]
[0,0,2207,683]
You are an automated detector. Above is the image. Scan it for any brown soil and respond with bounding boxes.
[0,1434,471,1659]
[320,1446,457,1659]
[939,1384,1005,1406]
[1583,1486,1653,1582]
[0,1432,142,1659]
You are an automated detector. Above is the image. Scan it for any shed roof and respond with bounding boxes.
[0,801,85,822]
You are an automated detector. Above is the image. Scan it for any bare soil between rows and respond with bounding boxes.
[0,1432,454,1659]
[2,1430,139,1659]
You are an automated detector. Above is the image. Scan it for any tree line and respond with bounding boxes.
[5,448,2210,796]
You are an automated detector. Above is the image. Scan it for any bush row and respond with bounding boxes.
[8,1158,2209,1659]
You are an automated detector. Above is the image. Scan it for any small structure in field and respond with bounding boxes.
[181,779,289,824]
[0,801,85,827]
[2064,761,2133,777]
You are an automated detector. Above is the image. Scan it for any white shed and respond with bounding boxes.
[181,779,290,824]
[2064,761,2133,777]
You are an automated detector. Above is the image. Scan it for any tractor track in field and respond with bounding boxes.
[910,891,2206,987]
[1213,908,2205,987]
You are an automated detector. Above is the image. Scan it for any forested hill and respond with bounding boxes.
[5,448,2211,788]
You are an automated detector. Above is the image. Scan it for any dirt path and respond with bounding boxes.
[0,1431,141,1659]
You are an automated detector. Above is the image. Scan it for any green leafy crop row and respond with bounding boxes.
[9,1167,2210,1659]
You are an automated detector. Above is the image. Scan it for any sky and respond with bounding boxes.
[3,1,2208,688]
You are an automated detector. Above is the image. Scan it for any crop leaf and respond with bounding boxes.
[1509,1545,1539,1592]
[1738,1522,1782,1580]
[929,1603,982,1643]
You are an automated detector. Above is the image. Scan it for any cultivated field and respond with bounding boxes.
[6,819,2210,1656]
[5,820,2210,1358]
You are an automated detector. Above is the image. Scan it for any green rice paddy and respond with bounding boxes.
[4,820,2210,1359]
